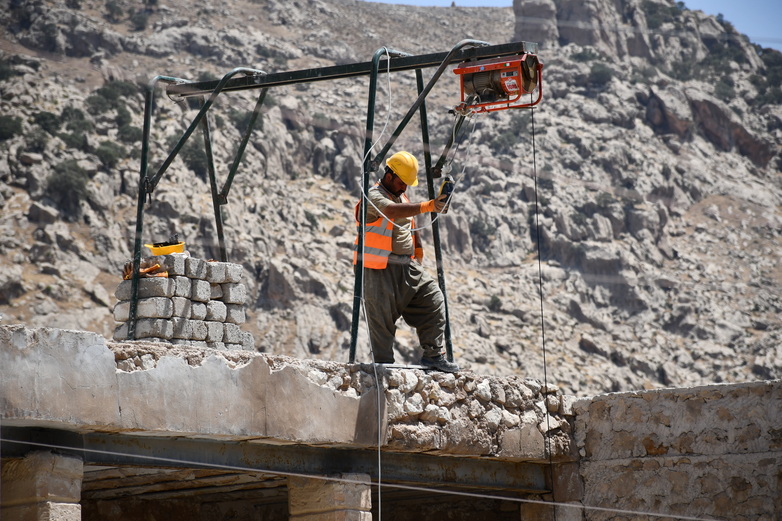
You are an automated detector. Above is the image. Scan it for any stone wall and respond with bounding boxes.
[112,255,254,351]
[573,381,782,520]
[287,362,577,461]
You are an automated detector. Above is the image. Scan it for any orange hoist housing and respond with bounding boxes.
[453,53,543,114]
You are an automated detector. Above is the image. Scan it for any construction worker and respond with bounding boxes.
[353,151,459,373]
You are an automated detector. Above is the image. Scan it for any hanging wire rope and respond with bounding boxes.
[528,94,559,520]
[355,45,393,349]
[357,47,397,521]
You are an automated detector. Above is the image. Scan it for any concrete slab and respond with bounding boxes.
[0,326,120,428]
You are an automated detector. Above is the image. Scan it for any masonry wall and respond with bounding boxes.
[573,380,782,521]
[113,255,252,350]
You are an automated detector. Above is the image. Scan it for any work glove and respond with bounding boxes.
[419,194,449,214]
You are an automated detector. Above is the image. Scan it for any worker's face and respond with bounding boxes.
[383,171,408,197]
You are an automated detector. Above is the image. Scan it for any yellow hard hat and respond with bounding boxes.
[386,151,419,186]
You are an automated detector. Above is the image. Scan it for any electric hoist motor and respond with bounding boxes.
[453,53,543,114]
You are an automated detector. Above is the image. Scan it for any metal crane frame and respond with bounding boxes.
[127,39,539,364]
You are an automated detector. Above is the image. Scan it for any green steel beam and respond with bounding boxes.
[166,41,538,98]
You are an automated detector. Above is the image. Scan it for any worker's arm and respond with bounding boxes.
[382,194,448,220]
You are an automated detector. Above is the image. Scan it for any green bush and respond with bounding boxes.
[571,48,601,62]
[118,124,143,144]
[45,160,90,218]
[229,108,262,135]
[59,131,90,152]
[101,81,139,99]
[487,295,502,312]
[761,48,782,79]
[0,116,22,141]
[714,77,736,101]
[0,60,17,81]
[588,63,614,87]
[87,81,139,115]
[61,106,86,123]
[115,105,132,127]
[95,140,126,168]
[669,61,694,81]
[86,94,112,115]
[33,111,61,134]
[27,129,49,153]
[41,22,60,53]
[105,0,123,23]
[180,140,208,180]
[746,48,782,105]
[130,9,149,31]
[596,191,617,208]
[66,118,94,134]
[469,218,497,250]
[756,87,782,106]
[642,0,684,30]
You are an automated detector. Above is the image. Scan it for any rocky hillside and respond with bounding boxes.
[0,0,780,395]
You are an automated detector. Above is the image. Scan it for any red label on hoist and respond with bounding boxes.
[503,78,519,93]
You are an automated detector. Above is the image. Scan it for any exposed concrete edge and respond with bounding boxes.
[0,325,371,447]
[1,325,575,461]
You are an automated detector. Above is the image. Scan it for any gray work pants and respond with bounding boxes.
[362,255,445,363]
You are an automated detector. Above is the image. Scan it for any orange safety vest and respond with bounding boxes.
[353,187,414,269]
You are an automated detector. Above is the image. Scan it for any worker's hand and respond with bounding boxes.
[433,194,448,213]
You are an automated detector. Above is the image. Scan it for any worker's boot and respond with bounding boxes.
[420,354,460,373]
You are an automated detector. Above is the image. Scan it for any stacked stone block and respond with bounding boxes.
[113,256,254,351]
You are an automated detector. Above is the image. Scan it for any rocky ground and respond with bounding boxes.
[0,0,780,395]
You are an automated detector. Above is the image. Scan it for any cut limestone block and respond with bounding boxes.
[186,257,208,280]
[224,323,242,344]
[115,278,174,301]
[242,331,256,351]
[206,262,226,284]
[191,320,208,341]
[206,301,227,322]
[205,321,224,342]
[191,279,211,303]
[225,304,245,325]
[113,297,173,322]
[172,297,192,319]
[191,301,207,321]
[160,254,187,277]
[221,283,246,305]
[173,276,191,298]
[210,283,223,300]
[113,319,173,341]
[171,317,192,339]
[224,263,243,283]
